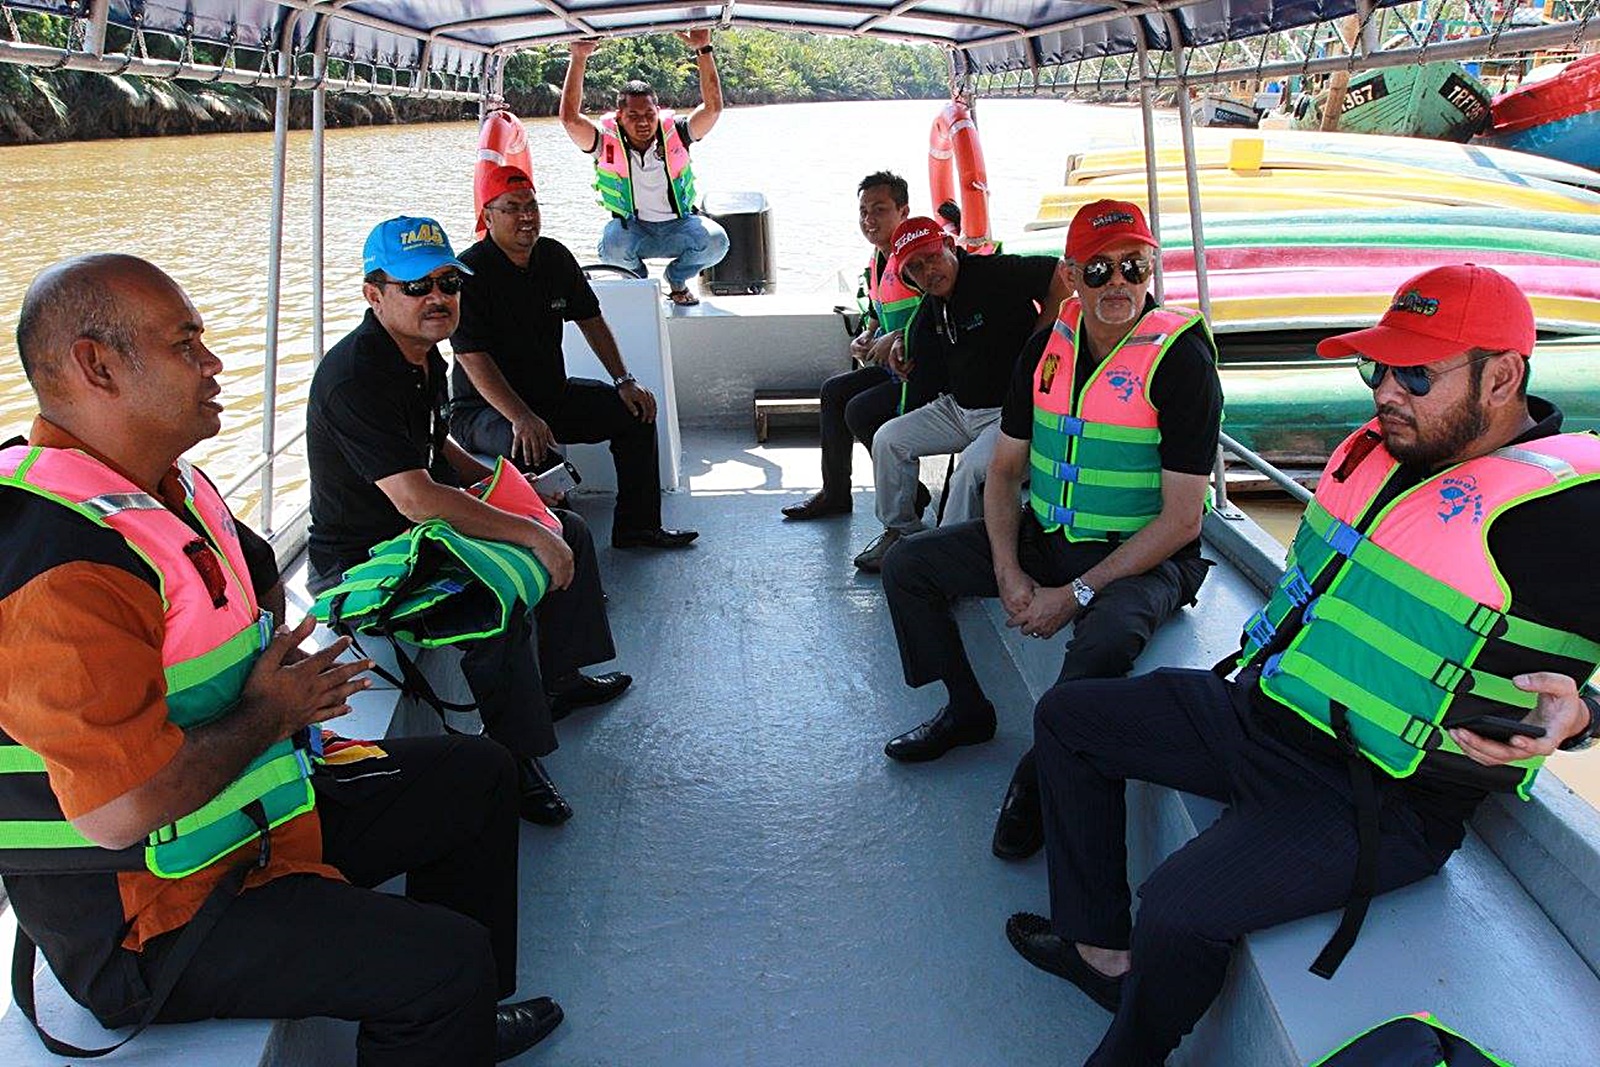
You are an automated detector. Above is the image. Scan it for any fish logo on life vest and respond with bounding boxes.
[1039,352,1061,394]
[400,222,446,250]
[1105,364,1143,402]
[1437,475,1484,525]
[1392,289,1440,317]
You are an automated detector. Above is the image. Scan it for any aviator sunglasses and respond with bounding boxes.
[1081,255,1153,289]
[1355,352,1495,397]
[384,272,465,298]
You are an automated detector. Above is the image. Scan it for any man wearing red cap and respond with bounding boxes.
[450,164,698,551]
[878,201,1219,821]
[852,216,1068,571]
[1007,264,1600,1067]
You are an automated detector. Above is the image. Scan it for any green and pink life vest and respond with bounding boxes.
[593,109,698,219]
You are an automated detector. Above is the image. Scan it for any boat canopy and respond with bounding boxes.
[4,0,1431,80]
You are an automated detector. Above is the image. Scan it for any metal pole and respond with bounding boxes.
[1163,12,1212,324]
[312,28,328,366]
[82,0,111,55]
[260,31,295,535]
[1134,24,1164,304]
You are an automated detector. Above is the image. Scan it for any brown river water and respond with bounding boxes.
[2,99,1594,803]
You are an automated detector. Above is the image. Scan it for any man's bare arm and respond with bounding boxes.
[679,29,723,140]
[73,618,368,849]
[559,41,603,151]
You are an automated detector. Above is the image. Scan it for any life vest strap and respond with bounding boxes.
[1310,700,1380,980]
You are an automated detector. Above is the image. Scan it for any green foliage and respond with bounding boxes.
[502,29,945,112]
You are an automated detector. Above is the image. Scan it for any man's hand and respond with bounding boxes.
[239,616,372,737]
[1004,585,1079,641]
[619,380,658,423]
[531,535,575,591]
[510,412,557,467]
[849,330,873,364]
[568,39,597,59]
[996,564,1037,621]
[887,333,912,377]
[1450,671,1591,766]
[678,28,712,50]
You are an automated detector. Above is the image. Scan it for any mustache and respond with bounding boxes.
[1376,403,1415,427]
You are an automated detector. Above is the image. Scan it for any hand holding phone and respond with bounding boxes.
[1452,714,1547,743]
[532,460,580,500]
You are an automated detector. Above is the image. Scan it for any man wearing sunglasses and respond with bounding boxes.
[1007,264,1600,1067]
[308,215,630,827]
[450,165,697,552]
[878,201,1219,819]
[852,216,1070,571]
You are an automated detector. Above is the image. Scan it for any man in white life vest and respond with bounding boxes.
[560,31,730,306]
[1007,264,1600,1067]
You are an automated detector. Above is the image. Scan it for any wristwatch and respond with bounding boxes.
[613,373,637,388]
[1071,577,1096,610]
[1558,691,1600,752]
[696,44,715,56]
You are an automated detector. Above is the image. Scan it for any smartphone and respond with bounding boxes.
[1453,715,1546,743]
[533,460,581,498]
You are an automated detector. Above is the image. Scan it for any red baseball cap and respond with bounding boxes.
[478,164,535,213]
[890,216,947,267]
[1316,264,1536,366]
[1067,199,1158,262]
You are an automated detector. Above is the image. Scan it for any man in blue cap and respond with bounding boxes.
[307,216,632,826]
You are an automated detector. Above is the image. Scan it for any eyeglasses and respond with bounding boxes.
[486,201,540,218]
[1355,352,1495,397]
[384,272,465,298]
[1081,255,1153,289]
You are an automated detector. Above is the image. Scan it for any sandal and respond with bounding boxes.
[667,287,700,307]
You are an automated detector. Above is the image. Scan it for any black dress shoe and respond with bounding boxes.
[883,704,996,762]
[496,996,563,1061]
[518,758,573,825]
[548,670,632,722]
[914,481,932,518]
[612,526,699,549]
[992,776,1044,860]
[781,491,852,520]
[1005,913,1123,1013]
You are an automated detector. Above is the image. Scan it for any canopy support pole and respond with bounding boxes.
[1133,21,1163,304]
[82,0,110,55]
[312,22,329,366]
[1162,11,1211,324]
[260,20,299,534]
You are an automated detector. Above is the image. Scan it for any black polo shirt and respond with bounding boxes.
[449,236,603,417]
[306,310,453,579]
[903,250,1058,410]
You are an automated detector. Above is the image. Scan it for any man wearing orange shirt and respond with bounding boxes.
[0,255,559,1064]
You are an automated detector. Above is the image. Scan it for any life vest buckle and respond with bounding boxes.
[1322,521,1363,559]
[1054,461,1081,483]
[1055,414,1085,436]
[1048,504,1077,526]
[1279,567,1313,606]
[1429,659,1475,695]
[1245,612,1276,648]
[1466,603,1509,640]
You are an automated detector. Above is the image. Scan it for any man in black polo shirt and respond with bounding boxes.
[852,217,1068,571]
[308,215,631,826]
[878,203,1219,865]
[449,165,696,551]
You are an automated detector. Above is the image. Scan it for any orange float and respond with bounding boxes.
[474,107,535,239]
[927,100,995,254]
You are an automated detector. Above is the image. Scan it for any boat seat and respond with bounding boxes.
[970,543,1600,1067]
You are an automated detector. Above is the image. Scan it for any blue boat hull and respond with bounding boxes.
[1479,110,1600,171]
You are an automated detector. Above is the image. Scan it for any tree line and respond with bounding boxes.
[0,18,948,145]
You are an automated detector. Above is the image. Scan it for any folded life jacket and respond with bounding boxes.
[311,457,560,647]
[1308,1012,1513,1066]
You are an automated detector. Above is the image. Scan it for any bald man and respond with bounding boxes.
[0,255,560,1064]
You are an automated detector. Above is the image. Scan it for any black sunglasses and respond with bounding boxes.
[385,272,464,298]
[1355,352,1494,397]
[1082,255,1153,289]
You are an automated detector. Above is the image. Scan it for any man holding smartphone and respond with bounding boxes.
[450,165,697,550]
[1007,265,1600,1067]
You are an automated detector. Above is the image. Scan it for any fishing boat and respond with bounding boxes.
[1292,60,1493,141]
[2,4,1599,1067]
[1479,53,1600,169]
[1192,92,1260,128]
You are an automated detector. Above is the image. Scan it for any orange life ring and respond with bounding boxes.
[927,101,995,254]
[474,108,535,239]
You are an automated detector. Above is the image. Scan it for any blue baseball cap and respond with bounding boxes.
[362,216,472,282]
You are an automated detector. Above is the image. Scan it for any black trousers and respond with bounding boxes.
[452,377,663,535]
[1034,669,1457,1066]
[818,365,899,499]
[141,735,521,1067]
[311,509,615,761]
[880,509,1210,729]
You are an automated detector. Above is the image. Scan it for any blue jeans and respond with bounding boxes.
[598,214,730,290]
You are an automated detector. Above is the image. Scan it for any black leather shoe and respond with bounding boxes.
[883,704,996,762]
[781,491,852,520]
[1006,913,1123,1013]
[612,527,699,549]
[518,758,573,825]
[496,996,563,1061]
[914,481,932,518]
[548,670,632,722]
[992,776,1044,860]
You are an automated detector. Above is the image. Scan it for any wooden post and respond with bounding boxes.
[1320,16,1364,131]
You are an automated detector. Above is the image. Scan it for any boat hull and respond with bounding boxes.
[1294,62,1492,142]
[1480,110,1600,171]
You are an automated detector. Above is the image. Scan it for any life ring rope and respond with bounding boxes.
[927,101,995,254]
